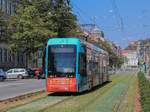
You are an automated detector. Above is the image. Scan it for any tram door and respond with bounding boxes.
[79,45,87,91]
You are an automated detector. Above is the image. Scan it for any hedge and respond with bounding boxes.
[138,72,150,112]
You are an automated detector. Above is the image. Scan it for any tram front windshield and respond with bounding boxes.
[48,45,76,77]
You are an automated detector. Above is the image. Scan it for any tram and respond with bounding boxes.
[45,37,109,93]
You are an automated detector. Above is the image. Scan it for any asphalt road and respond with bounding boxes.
[0,79,45,101]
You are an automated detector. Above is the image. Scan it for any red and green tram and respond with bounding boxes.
[45,37,109,93]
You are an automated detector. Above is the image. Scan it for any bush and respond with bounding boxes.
[138,72,150,112]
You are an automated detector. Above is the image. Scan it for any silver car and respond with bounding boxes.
[6,68,29,79]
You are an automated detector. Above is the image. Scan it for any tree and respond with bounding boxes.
[93,39,122,68]
[98,40,123,68]
[52,0,77,37]
[8,0,57,67]
[9,0,56,54]
[9,0,78,53]
[0,10,9,41]
[8,0,77,67]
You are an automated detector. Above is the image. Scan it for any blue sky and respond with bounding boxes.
[71,0,150,47]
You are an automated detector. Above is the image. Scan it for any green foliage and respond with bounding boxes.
[8,0,77,53]
[0,10,5,25]
[138,72,150,112]
[52,0,77,37]
[0,10,9,41]
[97,39,122,67]
[9,0,56,53]
[109,55,123,67]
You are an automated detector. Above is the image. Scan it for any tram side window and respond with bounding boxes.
[79,46,86,76]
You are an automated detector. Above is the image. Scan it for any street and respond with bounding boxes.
[0,79,45,101]
[2,72,138,112]
[0,0,150,112]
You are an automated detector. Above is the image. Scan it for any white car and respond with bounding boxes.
[6,68,29,79]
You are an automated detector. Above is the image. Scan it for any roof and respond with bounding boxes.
[47,37,107,54]
[121,50,137,56]
[47,37,80,45]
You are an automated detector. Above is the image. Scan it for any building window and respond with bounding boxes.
[7,0,10,14]
[4,49,7,62]
[8,51,11,62]
[12,53,15,63]
[17,52,20,64]
[0,25,2,39]
[20,53,24,64]
[1,0,4,11]
[9,2,11,15]
[5,0,7,13]
[0,48,2,63]
[0,25,6,38]
[0,0,2,10]
[11,4,15,15]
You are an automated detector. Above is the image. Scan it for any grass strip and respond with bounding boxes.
[41,74,133,112]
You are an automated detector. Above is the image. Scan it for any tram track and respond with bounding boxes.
[0,90,46,112]
[113,74,135,112]
[41,74,133,112]
[2,74,137,112]
[4,92,73,112]
[114,73,138,112]
[76,75,129,112]
[80,74,132,112]
[1,79,113,112]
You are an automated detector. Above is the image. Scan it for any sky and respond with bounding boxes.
[71,0,150,48]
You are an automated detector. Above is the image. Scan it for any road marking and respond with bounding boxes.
[0,83,25,88]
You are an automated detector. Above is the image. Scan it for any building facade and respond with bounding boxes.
[0,0,26,70]
[121,50,138,67]
[0,0,16,16]
[80,24,106,43]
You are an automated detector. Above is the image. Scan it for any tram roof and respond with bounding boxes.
[80,40,104,52]
[47,37,107,54]
[47,37,80,45]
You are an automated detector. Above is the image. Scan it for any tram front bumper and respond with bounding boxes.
[46,78,77,92]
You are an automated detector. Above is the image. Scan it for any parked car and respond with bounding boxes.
[32,68,43,79]
[6,68,29,79]
[0,69,6,81]
[26,68,35,78]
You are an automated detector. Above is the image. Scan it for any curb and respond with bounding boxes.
[0,90,45,104]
